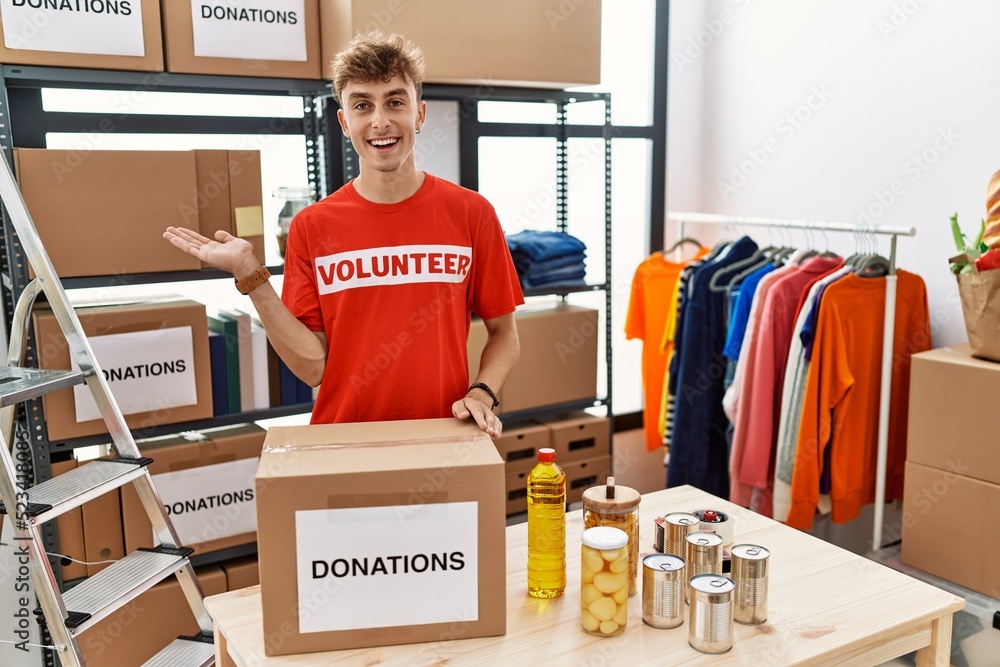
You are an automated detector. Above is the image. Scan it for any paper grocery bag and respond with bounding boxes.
[955,260,1000,362]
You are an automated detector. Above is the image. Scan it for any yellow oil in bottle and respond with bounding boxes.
[527,448,566,598]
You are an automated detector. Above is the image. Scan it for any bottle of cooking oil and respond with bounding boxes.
[527,447,566,598]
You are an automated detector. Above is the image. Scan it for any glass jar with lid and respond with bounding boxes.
[272,186,315,258]
[581,526,629,637]
[582,477,641,597]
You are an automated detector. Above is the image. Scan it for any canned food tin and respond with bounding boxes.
[664,512,700,558]
[653,516,666,552]
[731,544,769,625]
[641,553,685,629]
[693,509,734,547]
[688,574,735,654]
[685,531,724,603]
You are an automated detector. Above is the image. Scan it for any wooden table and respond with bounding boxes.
[204,485,964,666]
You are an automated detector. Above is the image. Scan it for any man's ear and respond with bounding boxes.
[337,108,350,138]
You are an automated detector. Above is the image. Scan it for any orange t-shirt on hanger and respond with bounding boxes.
[624,248,708,452]
[785,271,930,529]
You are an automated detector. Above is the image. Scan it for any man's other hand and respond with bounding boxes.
[453,397,502,439]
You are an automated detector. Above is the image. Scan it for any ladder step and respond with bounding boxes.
[141,633,215,667]
[0,457,153,525]
[38,546,193,634]
[0,366,87,406]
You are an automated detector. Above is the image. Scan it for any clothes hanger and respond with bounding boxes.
[662,236,702,258]
[856,227,890,277]
[817,225,840,259]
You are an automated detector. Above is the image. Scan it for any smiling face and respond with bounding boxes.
[337,76,427,176]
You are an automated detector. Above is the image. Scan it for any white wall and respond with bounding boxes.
[667,0,1000,347]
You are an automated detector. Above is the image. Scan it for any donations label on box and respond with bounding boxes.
[190,0,305,61]
[71,326,197,422]
[295,501,479,634]
[0,0,144,56]
[153,457,259,546]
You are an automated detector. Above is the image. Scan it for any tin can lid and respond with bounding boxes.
[664,511,699,526]
[582,526,629,550]
[731,544,770,560]
[690,574,735,594]
[643,553,684,572]
[685,531,724,547]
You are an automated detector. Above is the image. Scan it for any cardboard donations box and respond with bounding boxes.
[256,418,506,655]
[33,298,212,441]
[319,0,601,88]
[0,0,164,71]
[14,148,265,279]
[121,424,266,556]
[161,0,322,78]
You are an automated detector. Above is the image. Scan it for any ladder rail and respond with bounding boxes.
[1,279,44,449]
[0,452,80,666]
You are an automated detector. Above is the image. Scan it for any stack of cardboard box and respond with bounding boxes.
[902,345,1000,598]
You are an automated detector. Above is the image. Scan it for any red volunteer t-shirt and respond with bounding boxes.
[281,174,524,424]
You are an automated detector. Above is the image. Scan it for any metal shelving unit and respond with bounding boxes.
[0,67,614,629]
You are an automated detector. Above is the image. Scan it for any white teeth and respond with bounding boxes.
[370,138,397,147]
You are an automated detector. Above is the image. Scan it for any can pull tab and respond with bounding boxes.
[605,476,616,500]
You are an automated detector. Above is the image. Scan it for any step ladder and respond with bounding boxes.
[0,155,215,666]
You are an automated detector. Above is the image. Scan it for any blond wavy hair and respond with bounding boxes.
[330,31,426,105]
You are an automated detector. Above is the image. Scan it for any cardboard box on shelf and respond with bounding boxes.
[908,345,1000,486]
[319,0,601,88]
[14,148,265,279]
[494,421,550,473]
[81,487,125,577]
[50,458,87,582]
[222,555,260,591]
[79,565,226,667]
[901,461,1000,598]
[34,298,213,442]
[121,424,266,556]
[504,454,612,515]
[0,0,164,71]
[539,413,611,464]
[193,150,266,265]
[161,0,321,78]
[14,149,202,278]
[468,303,599,415]
[256,418,505,655]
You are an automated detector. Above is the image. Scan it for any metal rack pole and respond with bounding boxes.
[668,211,914,551]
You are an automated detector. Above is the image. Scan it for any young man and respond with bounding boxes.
[163,32,523,438]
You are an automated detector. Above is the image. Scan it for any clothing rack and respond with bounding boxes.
[667,211,917,550]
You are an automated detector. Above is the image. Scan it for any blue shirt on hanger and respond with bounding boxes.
[722,262,776,361]
[667,236,758,497]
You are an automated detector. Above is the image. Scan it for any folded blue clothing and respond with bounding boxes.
[520,265,587,286]
[514,251,587,275]
[522,275,588,289]
[507,230,587,262]
[524,260,586,282]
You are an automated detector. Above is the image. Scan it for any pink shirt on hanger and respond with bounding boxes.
[736,256,844,516]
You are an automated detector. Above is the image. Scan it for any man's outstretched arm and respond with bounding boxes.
[163,226,327,385]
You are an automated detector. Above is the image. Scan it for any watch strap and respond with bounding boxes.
[235,265,271,295]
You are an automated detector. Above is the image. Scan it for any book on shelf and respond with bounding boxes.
[206,313,240,414]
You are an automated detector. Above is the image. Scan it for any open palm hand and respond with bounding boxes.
[163,226,259,276]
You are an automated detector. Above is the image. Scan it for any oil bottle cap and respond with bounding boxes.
[538,448,556,463]
[703,510,718,522]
